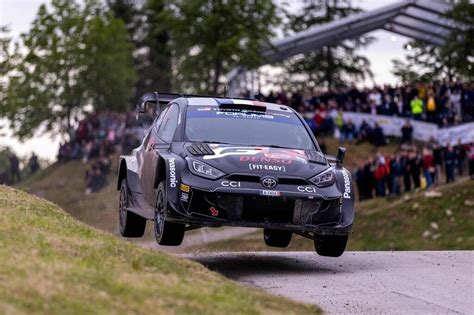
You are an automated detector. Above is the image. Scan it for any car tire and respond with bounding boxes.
[314,234,348,257]
[154,181,185,246]
[119,179,146,237]
[263,229,292,248]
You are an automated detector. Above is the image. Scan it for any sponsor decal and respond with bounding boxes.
[297,186,317,193]
[343,171,351,199]
[240,156,292,164]
[180,184,190,192]
[180,192,189,202]
[260,190,281,197]
[248,164,286,172]
[209,206,219,217]
[216,111,274,120]
[220,180,241,188]
[264,151,307,164]
[203,147,262,160]
[169,158,177,188]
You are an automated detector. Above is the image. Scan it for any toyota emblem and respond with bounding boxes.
[261,177,277,189]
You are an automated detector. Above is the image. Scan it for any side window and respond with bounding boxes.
[153,107,169,134]
[158,104,180,142]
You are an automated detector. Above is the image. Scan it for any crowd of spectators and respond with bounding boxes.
[254,81,474,132]
[353,141,474,200]
[57,111,148,194]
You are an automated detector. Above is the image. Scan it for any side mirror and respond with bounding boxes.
[135,92,158,120]
[336,147,346,165]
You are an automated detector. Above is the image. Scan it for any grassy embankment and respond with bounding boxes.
[196,179,474,252]
[0,185,319,314]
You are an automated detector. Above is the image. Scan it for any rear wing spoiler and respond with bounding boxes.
[136,92,184,118]
[135,91,258,119]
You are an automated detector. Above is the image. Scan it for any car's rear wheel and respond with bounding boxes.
[314,234,348,257]
[263,229,292,248]
[154,181,185,246]
[119,179,146,237]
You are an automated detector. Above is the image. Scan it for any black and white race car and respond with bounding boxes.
[117,93,355,257]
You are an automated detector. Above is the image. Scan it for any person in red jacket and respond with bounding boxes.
[373,154,389,196]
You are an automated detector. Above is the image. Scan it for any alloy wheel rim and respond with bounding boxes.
[119,184,127,233]
[155,191,165,239]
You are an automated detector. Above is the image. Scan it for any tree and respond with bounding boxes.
[391,41,455,83]
[443,0,474,80]
[392,0,473,83]
[108,0,173,98]
[170,0,280,94]
[3,0,136,139]
[283,0,374,89]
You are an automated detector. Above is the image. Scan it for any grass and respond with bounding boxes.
[0,185,320,314]
[195,180,474,252]
[19,158,120,233]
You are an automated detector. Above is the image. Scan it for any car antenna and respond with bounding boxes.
[223,85,227,98]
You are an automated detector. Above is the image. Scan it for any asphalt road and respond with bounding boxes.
[188,251,474,314]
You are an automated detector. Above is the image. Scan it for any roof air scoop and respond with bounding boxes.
[187,143,215,156]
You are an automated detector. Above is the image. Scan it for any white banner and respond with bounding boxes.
[341,112,473,146]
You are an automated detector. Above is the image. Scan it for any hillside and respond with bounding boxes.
[19,158,119,233]
[196,179,474,252]
[0,185,319,314]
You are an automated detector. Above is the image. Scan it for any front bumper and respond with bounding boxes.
[166,179,353,235]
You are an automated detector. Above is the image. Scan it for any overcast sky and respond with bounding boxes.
[0,0,410,161]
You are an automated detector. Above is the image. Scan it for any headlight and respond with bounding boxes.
[310,169,335,187]
[187,158,225,179]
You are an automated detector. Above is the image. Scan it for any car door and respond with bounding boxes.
[141,103,180,206]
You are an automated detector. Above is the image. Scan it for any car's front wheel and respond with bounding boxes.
[263,229,292,247]
[119,179,146,237]
[154,181,185,246]
[314,234,348,257]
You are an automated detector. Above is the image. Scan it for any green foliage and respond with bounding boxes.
[3,0,136,139]
[108,0,173,98]
[443,0,474,80]
[392,1,473,83]
[170,0,280,94]
[283,0,374,89]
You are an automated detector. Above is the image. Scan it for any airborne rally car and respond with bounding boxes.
[117,93,355,257]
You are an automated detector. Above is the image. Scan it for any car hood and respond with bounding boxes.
[185,143,329,178]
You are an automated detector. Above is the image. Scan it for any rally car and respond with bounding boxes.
[117,92,355,257]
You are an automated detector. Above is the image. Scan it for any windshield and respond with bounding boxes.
[185,106,316,150]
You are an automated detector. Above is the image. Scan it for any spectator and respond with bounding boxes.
[340,120,356,144]
[373,154,388,196]
[357,119,372,144]
[9,153,20,184]
[378,94,398,116]
[468,143,474,179]
[422,147,435,188]
[29,153,40,175]
[426,90,437,123]
[444,144,456,183]
[454,139,466,176]
[372,122,386,147]
[410,95,423,120]
[389,154,403,195]
[408,150,421,189]
[431,140,443,185]
[401,119,413,144]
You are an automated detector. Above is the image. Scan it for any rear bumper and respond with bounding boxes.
[166,186,353,235]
